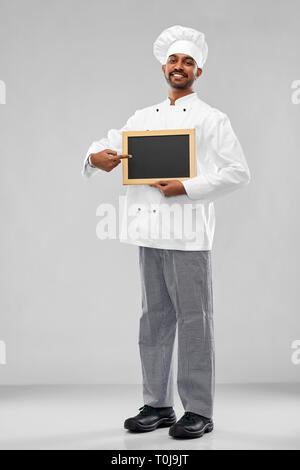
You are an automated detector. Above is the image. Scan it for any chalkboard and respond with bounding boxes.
[122,129,195,185]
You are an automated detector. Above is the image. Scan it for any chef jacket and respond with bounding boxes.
[82,92,251,251]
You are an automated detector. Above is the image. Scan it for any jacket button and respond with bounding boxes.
[183,108,186,111]
[156,108,159,112]
[153,209,156,213]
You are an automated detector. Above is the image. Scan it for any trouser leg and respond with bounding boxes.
[138,246,177,407]
[163,250,215,419]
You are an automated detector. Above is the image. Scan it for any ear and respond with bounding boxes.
[162,64,166,74]
[197,68,202,78]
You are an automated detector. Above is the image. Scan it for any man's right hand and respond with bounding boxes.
[90,149,132,172]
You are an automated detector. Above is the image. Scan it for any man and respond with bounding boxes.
[82,25,250,439]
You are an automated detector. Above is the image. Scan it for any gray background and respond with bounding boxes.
[0,0,299,385]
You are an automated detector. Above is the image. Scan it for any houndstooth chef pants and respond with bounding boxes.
[138,246,215,419]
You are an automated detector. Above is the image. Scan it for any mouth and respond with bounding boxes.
[171,73,187,80]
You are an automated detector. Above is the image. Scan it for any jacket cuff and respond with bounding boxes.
[182,174,213,201]
[82,157,99,179]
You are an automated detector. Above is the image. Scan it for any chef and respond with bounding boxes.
[82,25,251,439]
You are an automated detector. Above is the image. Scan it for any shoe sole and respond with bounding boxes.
[169,422,214,439]
[124,416,177,433]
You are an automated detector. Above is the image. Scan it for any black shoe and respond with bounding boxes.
[124,405,177,432]
[169,412,214,439]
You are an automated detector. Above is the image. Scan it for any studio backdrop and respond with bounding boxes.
[0,0,299,385]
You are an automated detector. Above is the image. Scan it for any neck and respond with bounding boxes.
[167,89,194,105]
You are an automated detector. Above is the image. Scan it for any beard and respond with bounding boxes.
[164,73,195,89]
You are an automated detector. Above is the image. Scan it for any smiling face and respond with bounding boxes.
[162,53,202,90]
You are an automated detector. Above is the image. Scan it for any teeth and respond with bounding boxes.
[173,74,185,77]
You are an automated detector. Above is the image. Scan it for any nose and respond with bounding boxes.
[173,64,186,75]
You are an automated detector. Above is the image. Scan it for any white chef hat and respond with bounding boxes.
[153,25,208,69]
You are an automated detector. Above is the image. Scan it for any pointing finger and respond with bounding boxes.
[117,154,133,159]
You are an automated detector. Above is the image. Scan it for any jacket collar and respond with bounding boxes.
[164,92,198,107]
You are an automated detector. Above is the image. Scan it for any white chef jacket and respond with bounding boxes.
[82,92,250,251]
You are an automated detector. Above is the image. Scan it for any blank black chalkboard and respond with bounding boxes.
[122,129,195,185]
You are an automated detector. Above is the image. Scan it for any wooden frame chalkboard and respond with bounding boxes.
[122,129,196,185]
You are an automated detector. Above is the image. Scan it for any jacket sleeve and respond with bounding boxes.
[182,110,251,201]
[82,110,139,179]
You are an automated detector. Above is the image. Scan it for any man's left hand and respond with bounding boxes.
[149,180,187,197]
